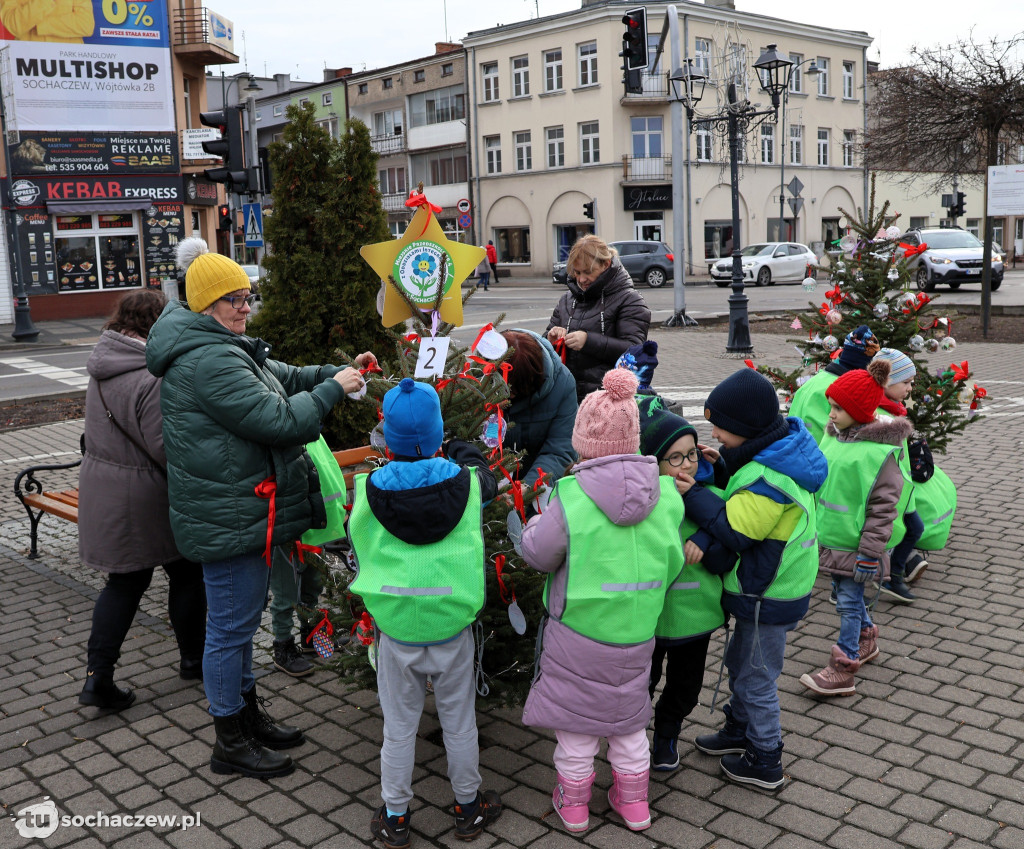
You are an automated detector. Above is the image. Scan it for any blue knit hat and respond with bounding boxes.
[837,325,880,370]
[382,378,444,458]
[616,340,659,392]
[873,348,916,384]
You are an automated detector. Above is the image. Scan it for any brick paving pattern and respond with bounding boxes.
[1,327,1022,848]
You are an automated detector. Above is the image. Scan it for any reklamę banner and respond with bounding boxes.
[0,0,174,133]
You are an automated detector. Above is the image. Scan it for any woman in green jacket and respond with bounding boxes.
[147,238,371,780]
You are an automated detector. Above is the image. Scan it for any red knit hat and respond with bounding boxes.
[825,359,891,424]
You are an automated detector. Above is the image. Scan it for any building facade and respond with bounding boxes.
[463,0,872,276]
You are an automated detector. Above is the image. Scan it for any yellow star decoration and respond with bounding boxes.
[360,205,485,327]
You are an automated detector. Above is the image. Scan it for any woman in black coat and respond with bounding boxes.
[546,235,651,401]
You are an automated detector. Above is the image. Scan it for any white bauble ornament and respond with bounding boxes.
[873,302,889,319]
[941,336,957,351]
[822,335,839,352]
[826,309,843,325]
[909,334,925,351]
[897,292,917,310]
[886,225,901,239]
[926,339,940,353]
[835,261,847,273]
[802,276,817,292]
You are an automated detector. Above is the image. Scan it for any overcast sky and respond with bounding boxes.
[210,0,1014,83]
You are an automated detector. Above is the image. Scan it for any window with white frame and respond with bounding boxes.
[410,84,465,126]
[789,53,803,93]
[546,126,565,167]
[843,130,856,167]
[631,116,662,159]
[373,109,403,137]
[544,49,563,92]
[580,121,599,164]
[694,38,711,79]
[761,124,774,164]
[273,104,283,117]
[299,97,309,106]
[696,122,713,162]
[789,124,802,164]
[842,61,855,99]
[816,58,829,95]
[484,135,501,174]
[578,42,598,87]
[410,150,468,186]
[482,63,499,102]
[726,41,746,88]
[512,56,530,97]
[322,92,332,106]
[515,130,532,171]
[817,128,829,165]
[378,166,406,194]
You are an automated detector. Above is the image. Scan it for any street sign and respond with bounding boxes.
[243,202,264,248]
[787,176,804,197]
[456,198,471,213]
[787,196,805,216]
[458,212,472,229]
[182,128,221,160]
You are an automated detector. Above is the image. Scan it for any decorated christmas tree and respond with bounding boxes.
[758,177,986,454]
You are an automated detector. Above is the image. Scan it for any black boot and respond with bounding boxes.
[180,658,203,681]
[273,638,314,677]
[79,671,136,710]
[210,712,295,778]
[242,686,305,750]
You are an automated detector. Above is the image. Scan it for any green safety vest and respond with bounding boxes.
[349,469,485,645]
[548,475,684,646]
[914,465,957,551]
[816,435,913,552]
[301,435,349,546]
[721,461,819,603]
[789,370,838,445]
[655,489,728,641]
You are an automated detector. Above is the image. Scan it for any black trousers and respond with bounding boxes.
[86,558,206,676]
[649,633,713,738]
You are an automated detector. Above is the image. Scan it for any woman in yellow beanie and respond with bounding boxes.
[146,237,375,780]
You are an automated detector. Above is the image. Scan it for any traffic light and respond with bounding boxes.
[583,200,595,220]
[218,204,232,231]
[620,7,648,72]
[200,107,250,193]
[954,191,966,217]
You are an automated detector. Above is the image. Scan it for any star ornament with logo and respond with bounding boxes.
[360,200,484,328]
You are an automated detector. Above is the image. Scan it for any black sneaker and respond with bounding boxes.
[273,638,314,677]
[370,806,410,849]
[453,790,503,840]
[905,552,929,583]
[652,734,680,772]
[879,576,915,604]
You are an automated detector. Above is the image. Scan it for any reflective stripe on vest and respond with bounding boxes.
[349,469,485,644]
[549,475,685,646]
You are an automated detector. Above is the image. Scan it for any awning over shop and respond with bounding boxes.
[45,198,156,215]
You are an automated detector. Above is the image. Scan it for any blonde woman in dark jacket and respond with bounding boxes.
[546,235,651,402]
[78,290,206,711]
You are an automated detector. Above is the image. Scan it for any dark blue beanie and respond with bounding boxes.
[382,378,444,458]
[704,368,779,438]
[837,325,879,371]
[638,395,697,461]
[616,340,659,391]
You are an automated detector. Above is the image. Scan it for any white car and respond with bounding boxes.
[710,242,818,287]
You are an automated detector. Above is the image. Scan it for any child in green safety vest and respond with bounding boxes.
[799,359,913,698]
[636,395,734,774]
[520,368,685,834]
[347,378,503,849]
[676,368,827,791]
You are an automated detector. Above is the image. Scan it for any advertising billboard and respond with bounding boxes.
[7,131,179,175]
[0,0,175,132]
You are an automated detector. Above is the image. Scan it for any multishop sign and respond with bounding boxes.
[7,176,183,207]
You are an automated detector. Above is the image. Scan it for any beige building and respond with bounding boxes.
[464,0,872,276]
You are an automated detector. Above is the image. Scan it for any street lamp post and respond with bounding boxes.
[679,45,792,353]
[777,58,820,242]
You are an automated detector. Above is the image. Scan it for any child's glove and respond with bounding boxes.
[853,554,879,584]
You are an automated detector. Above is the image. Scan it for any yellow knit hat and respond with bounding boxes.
[176,237,250,312]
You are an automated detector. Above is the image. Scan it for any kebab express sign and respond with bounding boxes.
[6,175,183,208]
[7,132,178,177]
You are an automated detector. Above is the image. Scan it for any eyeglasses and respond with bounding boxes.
[218,294,257,309]
[664,448,702,467]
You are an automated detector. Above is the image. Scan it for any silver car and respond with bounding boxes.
[710,242,817,287]
[899,228,1004,292]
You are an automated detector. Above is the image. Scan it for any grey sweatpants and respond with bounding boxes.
[376,627,481,810]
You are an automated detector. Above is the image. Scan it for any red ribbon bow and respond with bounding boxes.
[495,463,526,521]
[254,477,278,567]
[899,242,928,259]
[405,190,442,237]
[949,360,970,382]
[351,611,375,646]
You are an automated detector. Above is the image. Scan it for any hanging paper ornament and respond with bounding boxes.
[941,336,957,351]
[926,339,941,353]
[886,225,902,239]
[826,309,842,325]
[909,334,925,351]
[790,317,803,330]
[480,411,507,448]
[822,335,839,352]
[873,302,889,318]
[887,268,900,282]
[802,276,817,292]
[472,325,509,360]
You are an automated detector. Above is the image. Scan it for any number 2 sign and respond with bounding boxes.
[414,337,450,379]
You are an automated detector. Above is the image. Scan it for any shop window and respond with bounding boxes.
[54,213,141,291]
[494,227,531,263]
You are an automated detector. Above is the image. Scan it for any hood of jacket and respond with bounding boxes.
[566,257,634,302]
[828,415,914,446]
[87,329,147,381]
[753,417,828,494]
[364,458,470,545]
[571,454,660,526]
[146,299,270,378]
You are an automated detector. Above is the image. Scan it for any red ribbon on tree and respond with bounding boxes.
[254,477,278,567]
[949,360,970,382]
[290,542,323,564]
[351,611,376,646]
[305,609,335,657]
[359,362,383,377]
[470,322,495,352]
[495,463,526,521]
[405,190,442,237]
[493,554,517,606]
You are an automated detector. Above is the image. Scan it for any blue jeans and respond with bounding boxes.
[833,576,872,660]
[202,552,271,717]
[890,510,924,578]
[724,618,796,752]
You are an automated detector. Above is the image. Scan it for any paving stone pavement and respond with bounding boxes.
[1,327,1023,849]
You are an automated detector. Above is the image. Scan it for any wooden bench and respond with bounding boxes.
[14,443,83,559]
[332,445,383,491]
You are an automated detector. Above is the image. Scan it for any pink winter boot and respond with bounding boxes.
[607,769,651,831]
[799,645,862,696]
[859,625,879,664]
[552,772,594,832]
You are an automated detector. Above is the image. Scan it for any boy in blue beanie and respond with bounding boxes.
[677,368,827,790]
[348,378,502,848]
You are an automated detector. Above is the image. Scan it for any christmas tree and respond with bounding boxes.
[758,176,986,454]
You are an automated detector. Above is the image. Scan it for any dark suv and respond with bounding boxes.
[900,227,1004,292]
[552,240,674,288]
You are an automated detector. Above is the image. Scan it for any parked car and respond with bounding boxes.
[240,264,263,287]
[552,240,675,288]
[709,242,817,287]
[899,227,1003,292]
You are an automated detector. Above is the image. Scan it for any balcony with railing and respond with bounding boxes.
[621,155,672,182]
[621,71,670,101]
[371,133,406,156]
[381,192,409,212]
[171,6,238,65]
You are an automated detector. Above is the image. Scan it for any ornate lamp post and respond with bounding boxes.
[678,45,792,353]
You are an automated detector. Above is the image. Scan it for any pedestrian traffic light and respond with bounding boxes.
[583,200,595,220]
[200,107,250,193]
[218,204,232,231]
[620,7,648,72]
